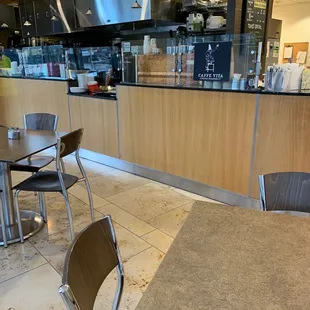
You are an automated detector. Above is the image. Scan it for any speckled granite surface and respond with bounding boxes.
[136,202,310,310]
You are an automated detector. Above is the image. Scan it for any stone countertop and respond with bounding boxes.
[121,82,310,96]
[136,202,310,310]
[0,75,72,82]
[67,92,117,101]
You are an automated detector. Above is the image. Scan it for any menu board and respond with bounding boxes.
[245,0,267,43]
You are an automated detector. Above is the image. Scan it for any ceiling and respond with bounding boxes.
[274,0,310,6]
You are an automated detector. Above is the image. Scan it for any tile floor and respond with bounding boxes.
[0,154,222,310]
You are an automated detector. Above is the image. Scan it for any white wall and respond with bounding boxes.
[272,2,310,65]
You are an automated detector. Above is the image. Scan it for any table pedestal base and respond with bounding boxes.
[0,210,44,246]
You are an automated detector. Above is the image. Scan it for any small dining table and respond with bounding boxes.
[0,127,65,245]
[137,201,310,309]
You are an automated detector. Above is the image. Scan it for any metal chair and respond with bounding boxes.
[59,215,124,310]
[10,113,65,173]
[259,172,310,214]
[13,128,94,241]
[0,190,8,247]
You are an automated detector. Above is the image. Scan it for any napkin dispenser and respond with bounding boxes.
[8,127,20,140]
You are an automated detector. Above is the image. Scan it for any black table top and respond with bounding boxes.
[0,128,66,163]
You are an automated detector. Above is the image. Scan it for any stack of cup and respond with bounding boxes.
[143,35,152,55]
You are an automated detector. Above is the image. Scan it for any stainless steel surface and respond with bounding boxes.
[75,0,181,28]
[56,138,75,241]
[14,190,24,243]
[0,162,15,227]
[78,148,260,210]
[0,210,44,246]
[0,196,8,247]
[248,94,260,197]
[38,192,47,223]
[76,150,95,222]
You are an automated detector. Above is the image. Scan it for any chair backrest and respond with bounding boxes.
[56,128,84,159]
[24,113,59,131]
[259,172,310,212]
[59,215,124,310]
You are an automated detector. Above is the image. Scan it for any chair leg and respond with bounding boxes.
[62,191,75,241]
[84,179,95,223]
[14,190,24,243]
[38,192,47,223]
[60,159,66,174]
[0,196,8,248]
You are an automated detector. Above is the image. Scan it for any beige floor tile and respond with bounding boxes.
[142,230,174,253]
[24,195,103,238]
[95,247,164,310]
[82,169,151,198]
[62,156,114,177]
[30,221,151,275]
[0,264,65,310]
[172,188,224,204]
[96,203,155,236]
[0,241,47,283]
[148,203,193,238]
[107,182,193,221]
[113,223,151,260]
[68,184,110,208]
[30,230,71,274]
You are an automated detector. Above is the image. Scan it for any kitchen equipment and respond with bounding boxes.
[207,16,226,29]
[70,87,87,94]
[143,35,152,55]
[151,38,157,52]
[87,81,99,95]
[222,81,231,90]
[240,78,246,90]
[77,73,95,89]
[213,81,222,89]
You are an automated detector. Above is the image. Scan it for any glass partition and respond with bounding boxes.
[123,33,259,91]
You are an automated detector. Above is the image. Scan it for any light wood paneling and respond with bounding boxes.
[0,78,70,131]
[117,86,165,170]
[118,86,256,195]
[0,78,23,127]
[251,94,310,198]
[69,96,119,158]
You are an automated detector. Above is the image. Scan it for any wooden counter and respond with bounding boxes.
[251,94,310,198]
[2,77,310,206]
[0,78,70,131]
[118,86,256,196]
[69,95,119,158]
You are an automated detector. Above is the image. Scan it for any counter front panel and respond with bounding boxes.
[118,85,256,196]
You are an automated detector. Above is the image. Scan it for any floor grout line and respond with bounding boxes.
[0,262,49,285]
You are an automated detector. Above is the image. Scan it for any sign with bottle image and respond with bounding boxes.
[193,41,232,81]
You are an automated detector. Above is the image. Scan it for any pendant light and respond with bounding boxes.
[131,0,142,8]
[51,15,58,21]
[0,23,9,28]
[86,0,92,15]
[23,0,31,26]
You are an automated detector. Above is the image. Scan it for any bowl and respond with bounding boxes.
[70,87,87,94]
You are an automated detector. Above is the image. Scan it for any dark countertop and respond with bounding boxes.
[0,76,71,82]
[120,82,310,97]
[67,92,117,101]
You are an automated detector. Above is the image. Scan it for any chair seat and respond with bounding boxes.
[13,171,79,192]
[10,156,55,173]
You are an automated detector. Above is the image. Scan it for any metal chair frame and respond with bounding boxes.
[259,172,310,214]
[59,215,124,310]
[14,129,94,242]
[0,191,7,247]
